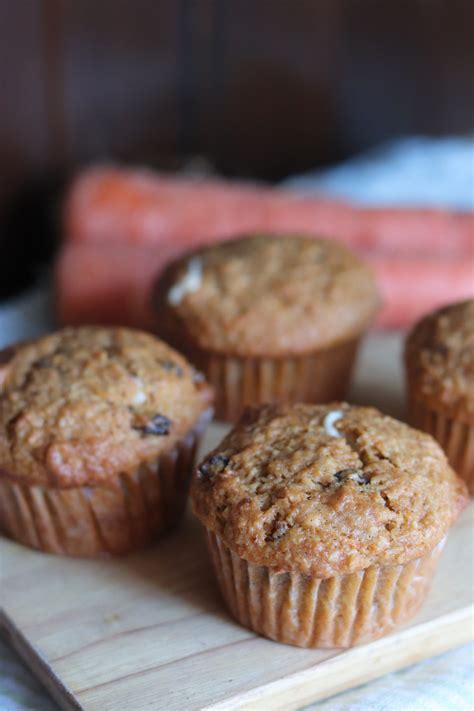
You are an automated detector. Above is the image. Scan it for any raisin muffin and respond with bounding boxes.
[153,235,379,420]
[0,327,213,556]
[191,402,467,648]
[405,300,474,493]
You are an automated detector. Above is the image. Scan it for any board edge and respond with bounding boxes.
[205,604,474,711]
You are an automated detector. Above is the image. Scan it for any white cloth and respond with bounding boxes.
[1,138,473,710]
[284,136,474,210]
[0,638,57,711]
[0,276,53,349]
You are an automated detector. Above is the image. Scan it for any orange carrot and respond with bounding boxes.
[368,255,474,327]
[55,242,179,329]
[56,242,474,331]
[64,166,474,257]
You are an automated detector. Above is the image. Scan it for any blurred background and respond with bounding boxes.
[1,0,473,300]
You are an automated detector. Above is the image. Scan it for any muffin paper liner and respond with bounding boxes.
[0,412,211,557]
[189,338,360,421]
[409,396,474,495]
[206,530,444,648]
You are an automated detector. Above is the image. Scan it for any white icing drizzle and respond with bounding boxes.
[323,410,344,437]
[168,258,203,306]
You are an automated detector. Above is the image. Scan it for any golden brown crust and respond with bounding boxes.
[0,327,212,487]
[153,235,379,357]
[192,402,467,577]
[405,300,474,421]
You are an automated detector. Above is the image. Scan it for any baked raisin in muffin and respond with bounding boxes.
[192,402,467,648]
[153,234,379,420]
[405,300,474,493]
[0,327,213,556]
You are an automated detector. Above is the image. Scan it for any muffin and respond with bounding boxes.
[0,327,213,556]
[191,402,467,648]
[405,300,474,493]
[153,235,379,420]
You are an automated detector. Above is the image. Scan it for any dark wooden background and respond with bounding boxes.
[1,0,473,295]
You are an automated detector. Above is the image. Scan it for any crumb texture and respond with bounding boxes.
[406,299,474,418]
[192,403,467,577]
[0,327,211,487]
[155,234,379,356]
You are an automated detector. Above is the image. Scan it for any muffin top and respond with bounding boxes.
[154,235,379,356]
[192,402,467,577]
[405,300,474,419]
[0,327,212,487]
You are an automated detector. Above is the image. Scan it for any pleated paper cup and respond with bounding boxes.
[187,338,360,422]
[206,530,445,648]
[0,411,211,557]
[409,396,474,495]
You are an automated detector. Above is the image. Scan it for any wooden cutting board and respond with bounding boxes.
[1,333,473,710]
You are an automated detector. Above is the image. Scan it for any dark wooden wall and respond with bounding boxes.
[0,0,473,294]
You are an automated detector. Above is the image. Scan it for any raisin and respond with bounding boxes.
[104,345,121,358]
[134,414,171,436]
[197,454,230,480]
[335,468,369,485]
[159,360,183,377]
[264,517,289,542]
[34,356,52,369]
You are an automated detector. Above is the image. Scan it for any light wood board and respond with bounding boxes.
[1,333,473,710]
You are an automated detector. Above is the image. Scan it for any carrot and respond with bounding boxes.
[64,166,474,257]
[55,242,182,329]
[56,242,474,331]
[369,255,474,328]
[58,165,473,331]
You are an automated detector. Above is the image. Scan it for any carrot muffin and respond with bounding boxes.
[0,327,212,556]
[191,402,467,648]
[405,300,474,493]
[153,235,380,420]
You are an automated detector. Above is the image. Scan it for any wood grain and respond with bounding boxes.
[60,0,181,165]
[2,1,474,300]
[2,1,474,181]
[0,333,473,710]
